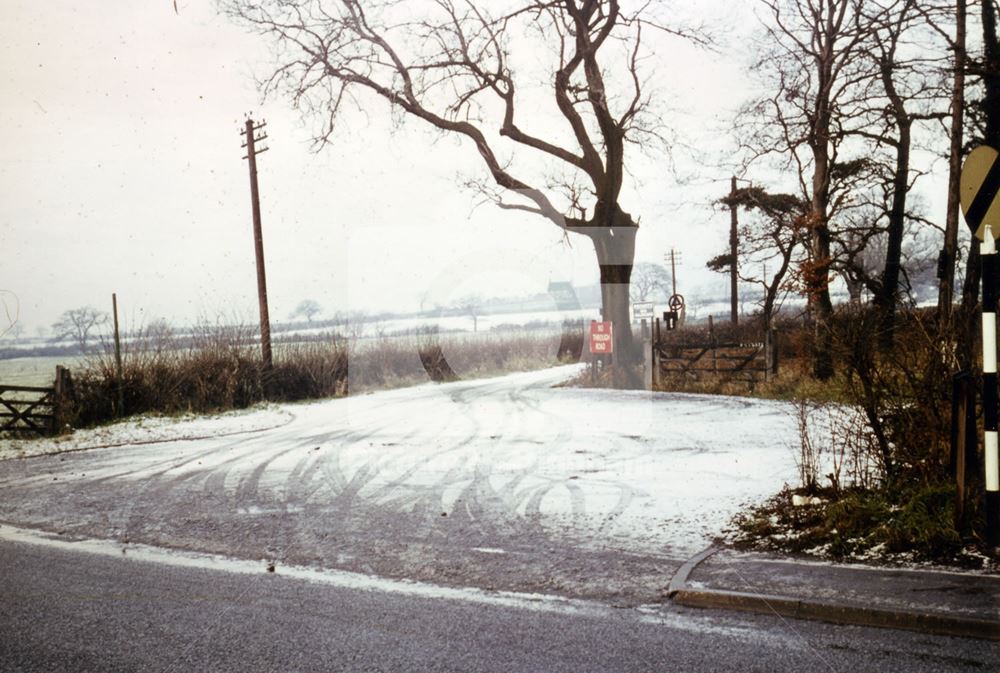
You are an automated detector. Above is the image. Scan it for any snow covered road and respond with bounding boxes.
[0,365,799,602]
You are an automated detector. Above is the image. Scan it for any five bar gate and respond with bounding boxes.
[0,366,73,436]
[651,317,777,385]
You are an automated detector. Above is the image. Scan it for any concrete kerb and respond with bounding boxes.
[666,546,1000,641]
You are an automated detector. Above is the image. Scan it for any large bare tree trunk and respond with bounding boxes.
[809,143,835,380]
[876,118,912,350]
[588,220,639,369]
[984,0,1000,147]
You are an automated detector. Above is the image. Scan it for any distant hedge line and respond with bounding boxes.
[67,327,584,428]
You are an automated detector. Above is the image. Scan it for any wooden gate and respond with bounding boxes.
[0,366,72,436]
[652,322,777,384]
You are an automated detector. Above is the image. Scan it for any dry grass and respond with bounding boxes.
[65,322,583,428]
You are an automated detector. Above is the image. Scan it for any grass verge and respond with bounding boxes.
[42,325,584,431]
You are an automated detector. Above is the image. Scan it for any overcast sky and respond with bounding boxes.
[0,1,950,336]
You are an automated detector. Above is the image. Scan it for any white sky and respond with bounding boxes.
[0,1,950,335]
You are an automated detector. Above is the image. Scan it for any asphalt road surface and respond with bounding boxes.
[2,536,995,673]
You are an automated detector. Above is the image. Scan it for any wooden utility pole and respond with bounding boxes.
[729,176,739,325]
[666,249,680,297]
[241,118,272,371]
[112,293,124,416]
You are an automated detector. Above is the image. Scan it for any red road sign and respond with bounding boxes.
[589,321,613,354]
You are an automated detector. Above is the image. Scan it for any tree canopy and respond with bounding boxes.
[222,0,709,368]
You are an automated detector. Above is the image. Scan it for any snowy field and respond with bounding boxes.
[277,307,600,339]
[0,355,80,387]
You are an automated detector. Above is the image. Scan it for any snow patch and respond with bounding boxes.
[0,404,294,461]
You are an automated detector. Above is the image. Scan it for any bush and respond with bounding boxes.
[729,305,995,565]
[64,322,582,428]
[882,484,963,559]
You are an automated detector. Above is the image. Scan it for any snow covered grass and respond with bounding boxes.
[0,403,293,461]
[726,484,998,572]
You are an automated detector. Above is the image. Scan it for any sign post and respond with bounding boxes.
[981,226,998,546]
[632,302,654,322]
[589,321,613,355]
[589,321,613,382]
[961,145,1000,545]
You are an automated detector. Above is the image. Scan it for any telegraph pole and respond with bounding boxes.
[729,176,739,325]
[241,118,272,371]
[665,249,681,297]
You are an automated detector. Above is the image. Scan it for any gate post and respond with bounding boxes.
[951,372,971,526]
[643,320,652,391]
[764,329,773,382]
[52,366,73,435]
[653,318,661,389]
[708,315,717,373]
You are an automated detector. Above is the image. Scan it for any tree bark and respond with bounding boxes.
[809,142,835,380]
[876,118,912,351]
[983,0,1000,147]
[589,222,639,369]
[938,0,966,319]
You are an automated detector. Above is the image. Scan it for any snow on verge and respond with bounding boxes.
[0,404,294,461]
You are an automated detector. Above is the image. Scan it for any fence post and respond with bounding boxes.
[764,329,773,382]
[52,366,73,435]
[112,293,124,417]
[980,224,999,546]
[771,328,780,375]
[708,315,717,373]
[951,372,970,526]
[653,318,661,389]
[643,320,652,391]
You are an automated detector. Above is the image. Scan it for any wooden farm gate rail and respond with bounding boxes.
[0,366,72,436]
[653,331,778,383]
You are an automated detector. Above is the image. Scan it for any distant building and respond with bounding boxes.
[547,281,580,311]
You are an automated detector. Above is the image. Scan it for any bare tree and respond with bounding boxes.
[971,0,1000,148]
[628,262,670,302]
[291,299,323,323]
[742,0,874,378]
[918,0,967,317]
[51,306,108,352]
[713,186,808,328]
[455,294,483,332]
[0,289,19,340]
[221,0,708,379]
[850,0,950,348]
[144,318,176,354]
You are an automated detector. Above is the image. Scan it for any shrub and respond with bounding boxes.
[63,321,582,428]
[882,484,963,559]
